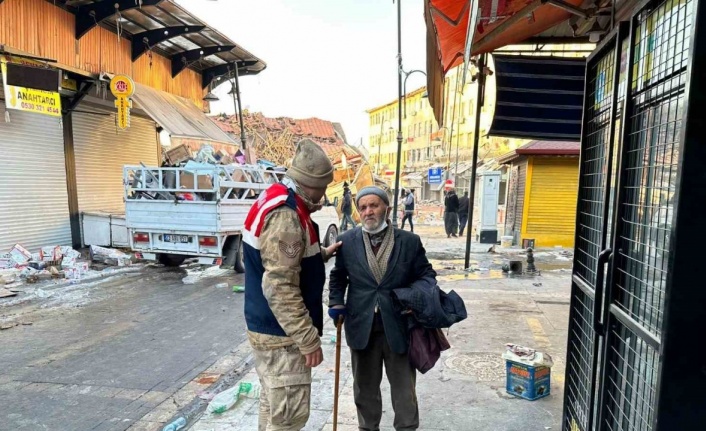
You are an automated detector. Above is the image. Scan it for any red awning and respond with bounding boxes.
[425,0,582,125]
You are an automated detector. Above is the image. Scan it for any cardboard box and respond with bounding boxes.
[40,246,63,262]
[180,172,213,190]
[9,244,32,266]
[166,144,192,165]
[505,360,551,401]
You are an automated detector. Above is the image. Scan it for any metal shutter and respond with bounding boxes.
[0,101,72,251]
[72,111,159,213]
[525,157,579,247]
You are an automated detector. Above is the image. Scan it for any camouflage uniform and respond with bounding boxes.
[248,199,331,431]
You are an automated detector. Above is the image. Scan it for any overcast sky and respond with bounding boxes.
[176,0,428,146]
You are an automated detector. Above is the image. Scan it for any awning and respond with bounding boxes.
[488,55,585,141]
[50,1,266,88]
[425,0,588,125]
[132,82,236,146]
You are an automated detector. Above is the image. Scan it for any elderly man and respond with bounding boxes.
[243,139,342,431]
[328,186,437,431]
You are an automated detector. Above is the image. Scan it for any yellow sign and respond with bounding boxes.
[1,59,62,117]
[110,74,135,129]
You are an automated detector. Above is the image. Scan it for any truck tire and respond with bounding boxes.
[324,225,338,248]
[159,254,186,267]
[234,236,245,274]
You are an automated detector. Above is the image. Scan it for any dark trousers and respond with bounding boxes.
[444,211,459,236]
[458,213,469,236]
[350,314,419,431]
[341,212,356,231]
[401,213,414,232]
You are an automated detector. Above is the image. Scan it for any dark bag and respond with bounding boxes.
[408,327,451,374]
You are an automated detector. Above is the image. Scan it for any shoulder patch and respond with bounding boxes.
[279,240,302,259]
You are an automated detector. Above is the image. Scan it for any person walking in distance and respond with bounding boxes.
[328,186,437,431]
[243,139,342,431]
[444,187,460,238]
[340,182,356,232]
[400,189,415,233]
[458,191,470,237]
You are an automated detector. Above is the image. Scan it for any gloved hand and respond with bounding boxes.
[328,305,346,322]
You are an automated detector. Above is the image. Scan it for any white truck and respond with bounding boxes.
[123,164,340,272]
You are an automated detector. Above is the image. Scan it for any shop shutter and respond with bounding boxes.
[525,157,579,247]
[72,111,159,213]
[0,101,72,251]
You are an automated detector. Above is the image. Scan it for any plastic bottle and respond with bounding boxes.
[207,382,260,414]
[161,417,186,431]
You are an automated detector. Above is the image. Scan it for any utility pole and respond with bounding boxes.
[464,53,487,269]
[392,0,403,228]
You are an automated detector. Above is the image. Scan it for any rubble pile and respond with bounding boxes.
[212,112,358,167]
[0,243,135,292]
[0,244,87,290]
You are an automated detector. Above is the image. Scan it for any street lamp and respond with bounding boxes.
[401,67,427,118]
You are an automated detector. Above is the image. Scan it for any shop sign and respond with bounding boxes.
[0,59,61,117]
[428,167,442,184]
[110,74,135,129]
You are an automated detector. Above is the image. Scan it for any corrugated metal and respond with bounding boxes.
[524,157,578,247]
[132,82,232,143]
[517,161,527,230]
[0,100,72,251]
[73,111,159,214]
[505,160,528,237]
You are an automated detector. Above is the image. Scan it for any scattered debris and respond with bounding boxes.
[0,287,18,298]
[214,283,228,289]
[232,285,245,293]
[182,266,231,285]
[533,283,543,287]
[90,245,132,267]
[207,381,260,414]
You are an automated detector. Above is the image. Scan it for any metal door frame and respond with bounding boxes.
[564,0,706,428]
[562,21,628,431]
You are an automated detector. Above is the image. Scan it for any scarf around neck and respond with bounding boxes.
[362,225,395,284]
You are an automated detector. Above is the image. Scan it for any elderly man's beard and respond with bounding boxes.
[362,212,388,234]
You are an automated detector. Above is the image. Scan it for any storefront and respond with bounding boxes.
[0,56,75,251]
[0,97,71,251]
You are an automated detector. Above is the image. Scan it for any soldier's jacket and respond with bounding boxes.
[248,206,320,353]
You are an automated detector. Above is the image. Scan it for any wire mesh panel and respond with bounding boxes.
[574,50,616,287]
[564,288,597,431]
[564,38,621,431]
[602,323,660,431]
[600,0,694,429]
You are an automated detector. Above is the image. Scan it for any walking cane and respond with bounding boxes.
[333,315,344,431]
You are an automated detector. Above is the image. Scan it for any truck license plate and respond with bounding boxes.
[164,234,189,243]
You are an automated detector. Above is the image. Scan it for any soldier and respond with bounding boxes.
[243,139,341,431]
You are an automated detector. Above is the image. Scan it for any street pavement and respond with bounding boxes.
[0,264,251,431]
[0,226,573,431]
[189,227,573,431]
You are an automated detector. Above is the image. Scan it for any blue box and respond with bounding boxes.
[505,360,551,401]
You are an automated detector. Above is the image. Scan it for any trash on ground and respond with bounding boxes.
[161,417,186,431]
[330,335,337,344]
[207,381,261,414]
[90,245,132,267]
[9,244,32,266]
[232,285,245,293]
[214,282,228,289]
[0,287,18,298]
[503,343,553,401]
